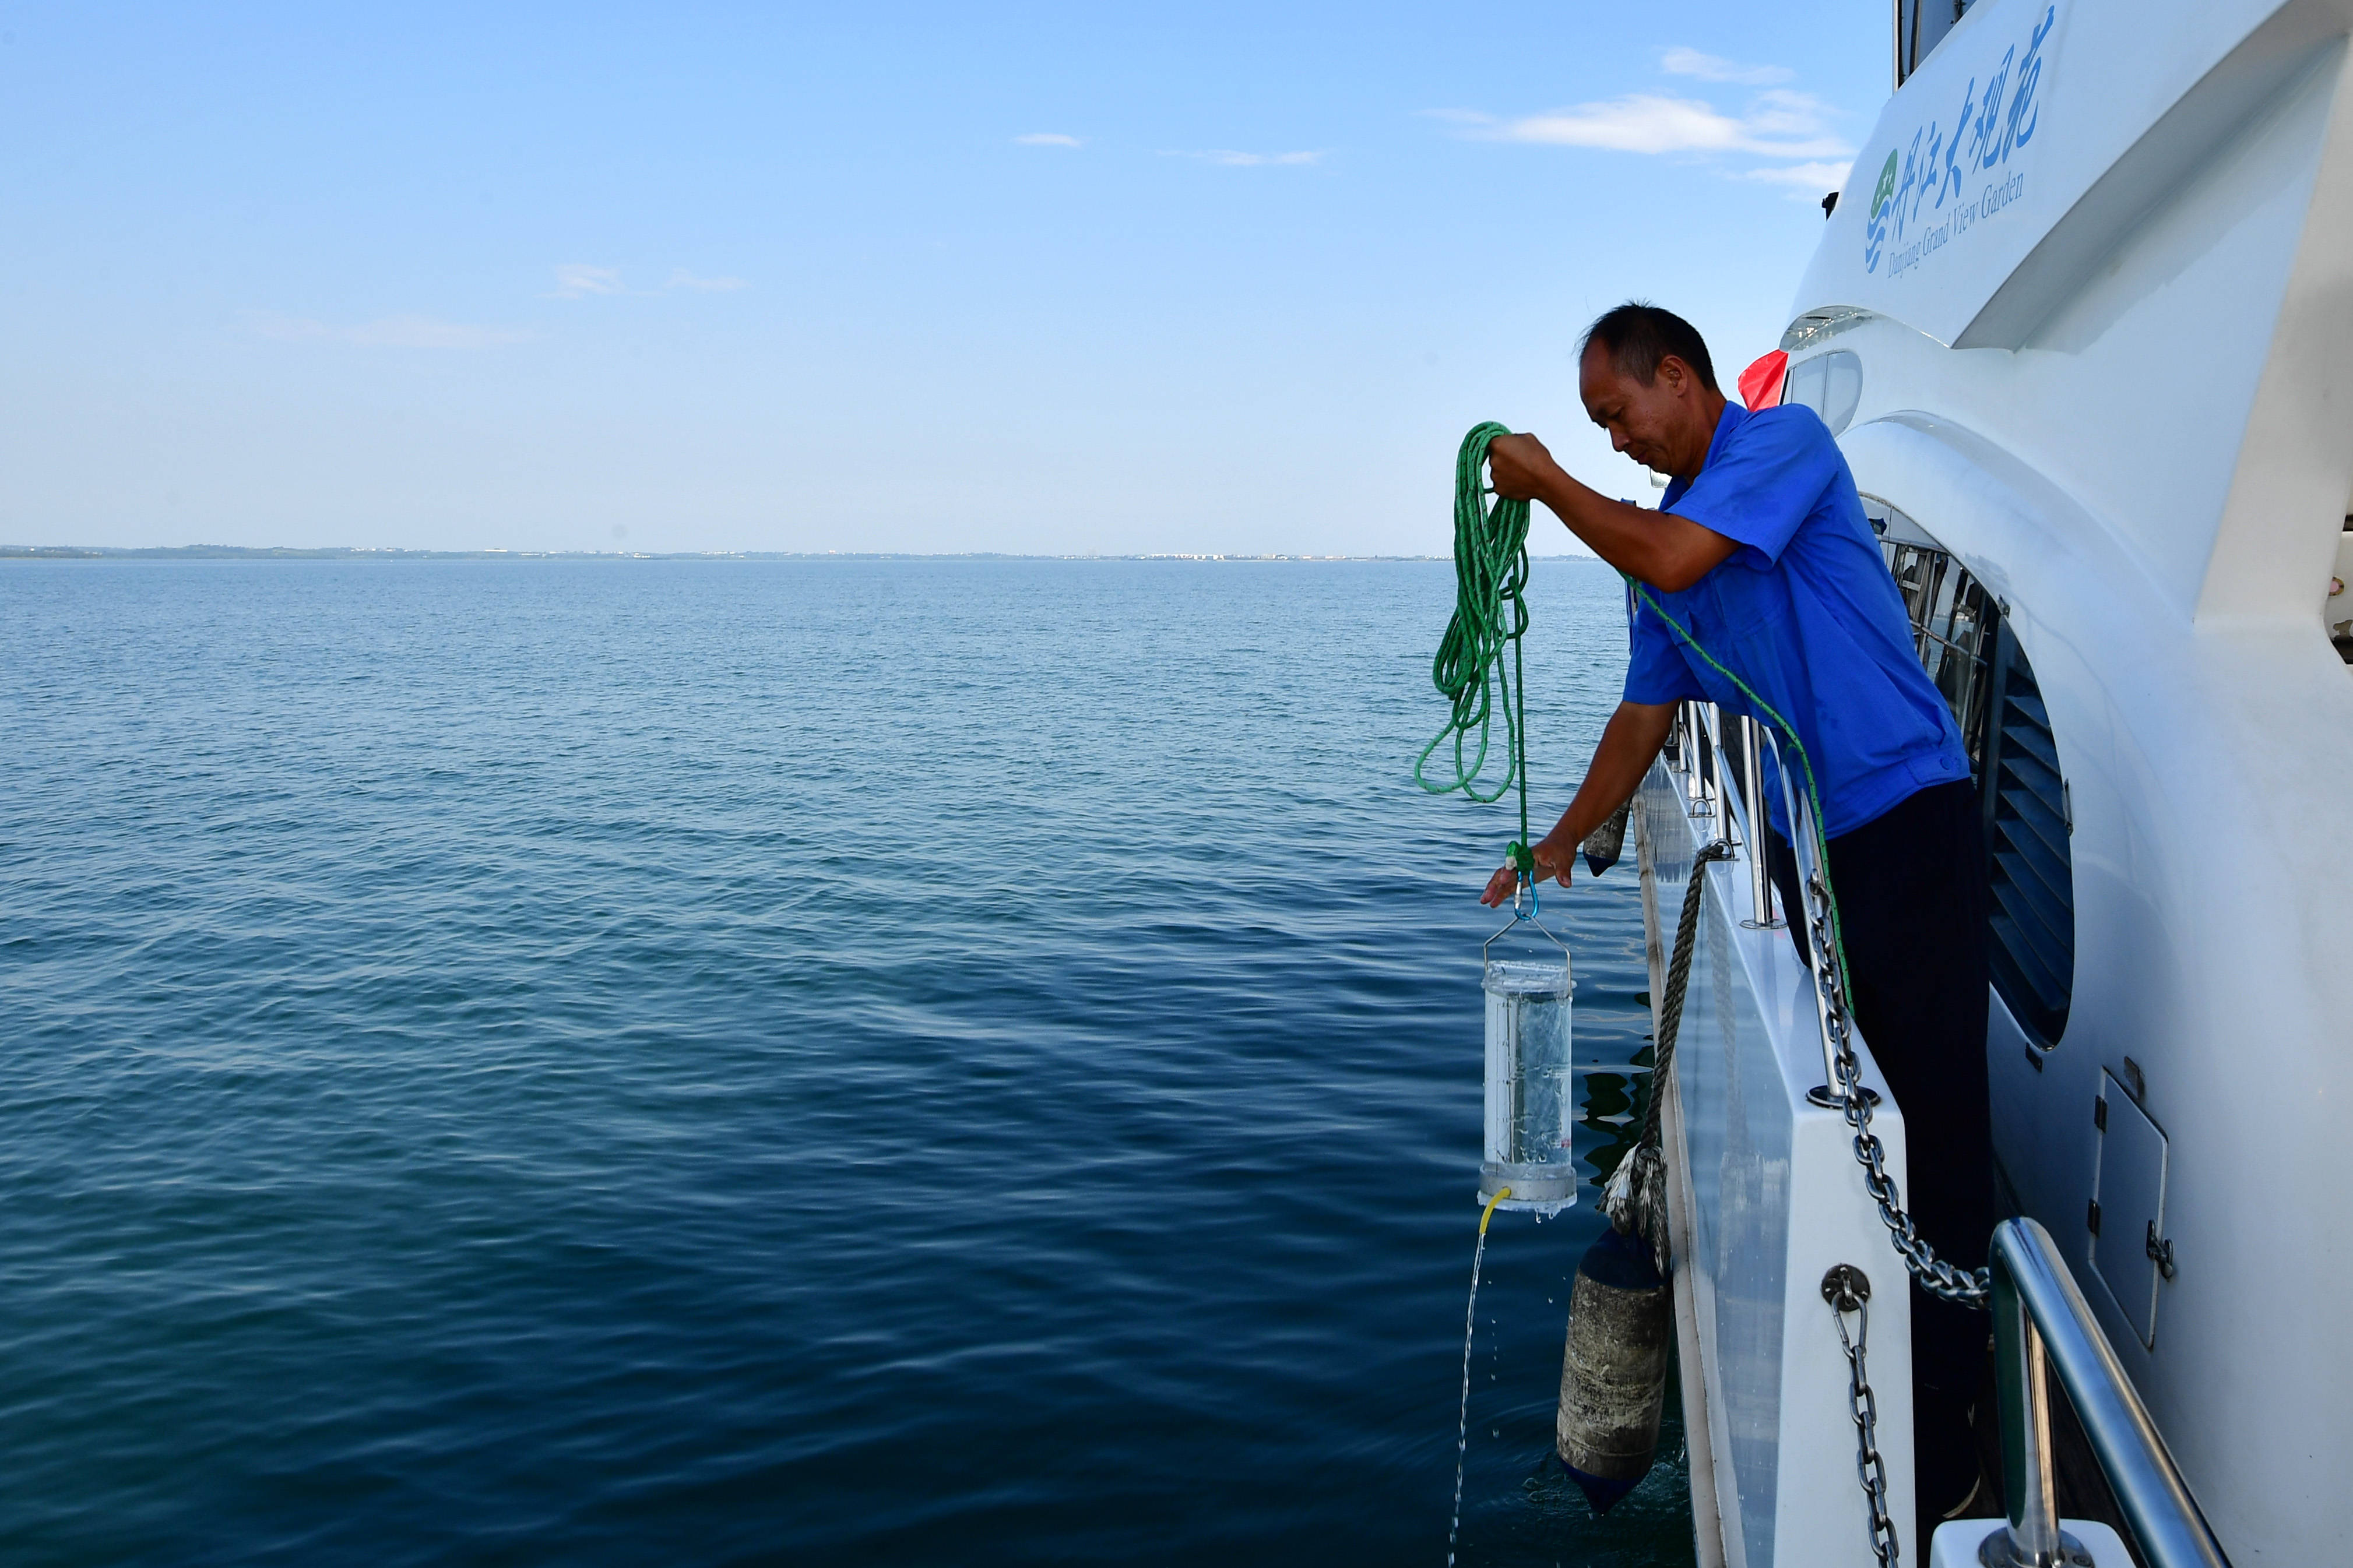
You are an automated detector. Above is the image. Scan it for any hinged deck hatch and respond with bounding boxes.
[2090,1070,2171,1348]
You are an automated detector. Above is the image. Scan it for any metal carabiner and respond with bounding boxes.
[1507,840,1539,918]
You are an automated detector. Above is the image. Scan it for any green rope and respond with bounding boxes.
[1623,577,1855,1005]
[1415,423,1536,875]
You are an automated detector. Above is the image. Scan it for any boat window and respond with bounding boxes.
[1879,518,1998,775]
[1864,499,2076,1047]
[1781,351,1862,436]
[2330,516,2353,663]
[1895,0,1975,84]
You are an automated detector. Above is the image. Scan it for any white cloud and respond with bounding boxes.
[1014,132,1083,147]
[666,270,748,292]
[1165,149,1325,167]
[1661,46,1793,85]
[1745,90,1849,145]
[1742,158,1853,189]
[1485,92,1848,159]
[243,311,530,348]
[550,263,626,299]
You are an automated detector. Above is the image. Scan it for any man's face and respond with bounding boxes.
[1578,344,1710,478]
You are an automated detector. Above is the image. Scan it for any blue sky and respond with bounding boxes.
[1,2,1888,554]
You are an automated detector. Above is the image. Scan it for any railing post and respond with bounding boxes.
[1738,717,1781,929]
[1989,1254,2067,1566]
[1683,703,1710,818]
[1699,703,1720,817]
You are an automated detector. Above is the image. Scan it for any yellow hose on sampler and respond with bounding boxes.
[1479,1186,1513,1236]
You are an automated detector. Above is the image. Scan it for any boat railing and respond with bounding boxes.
[1671,703,1781,932]
[1986,1217,2230,1568]
[1665,704,2232,1568]
[1681,703,1852,1091]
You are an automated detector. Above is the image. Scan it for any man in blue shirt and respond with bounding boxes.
[1479,304,1993,1537]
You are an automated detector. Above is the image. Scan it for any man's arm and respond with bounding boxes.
[1486,435,1738,593]
[1480,700,1679,907]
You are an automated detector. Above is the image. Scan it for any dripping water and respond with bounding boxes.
[1445,1219,1493,1566]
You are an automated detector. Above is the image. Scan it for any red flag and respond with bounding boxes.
[1738,350,1788,412]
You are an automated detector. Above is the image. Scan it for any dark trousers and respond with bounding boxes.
[1768,779,1993,1537]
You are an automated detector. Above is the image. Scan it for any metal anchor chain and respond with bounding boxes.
[1824,1264,1901,1567]
[1798,866,1992,1309]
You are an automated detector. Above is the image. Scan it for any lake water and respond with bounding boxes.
[1,557,1695,1567]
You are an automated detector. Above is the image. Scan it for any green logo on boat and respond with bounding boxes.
[1869,149,1899,219]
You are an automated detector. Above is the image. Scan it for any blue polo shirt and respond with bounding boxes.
[1623,401,1970,839]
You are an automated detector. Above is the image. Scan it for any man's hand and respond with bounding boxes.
[1485,433,1567,505]
[1479,833,1578,908]
[1473,702,1676,910]
[1482,431,1742,593]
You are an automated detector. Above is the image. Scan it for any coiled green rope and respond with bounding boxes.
[1415,423,1536,875]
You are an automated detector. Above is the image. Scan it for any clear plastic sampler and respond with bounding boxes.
[1480,907,1577,1214]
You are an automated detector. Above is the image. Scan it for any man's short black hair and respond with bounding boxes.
[1579,302,1719,393]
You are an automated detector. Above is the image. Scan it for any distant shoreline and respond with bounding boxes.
[2,545,1604,564]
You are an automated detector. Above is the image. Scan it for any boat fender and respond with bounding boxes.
[1554,1224,1670,1514]
[1580,799,1632,878]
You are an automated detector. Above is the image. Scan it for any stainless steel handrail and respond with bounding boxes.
[1986,1218,2231,1568]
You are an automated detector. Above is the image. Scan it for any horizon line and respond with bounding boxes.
[3,544,1608,565]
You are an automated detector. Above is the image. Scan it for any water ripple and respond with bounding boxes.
[0,558,1691,1567]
